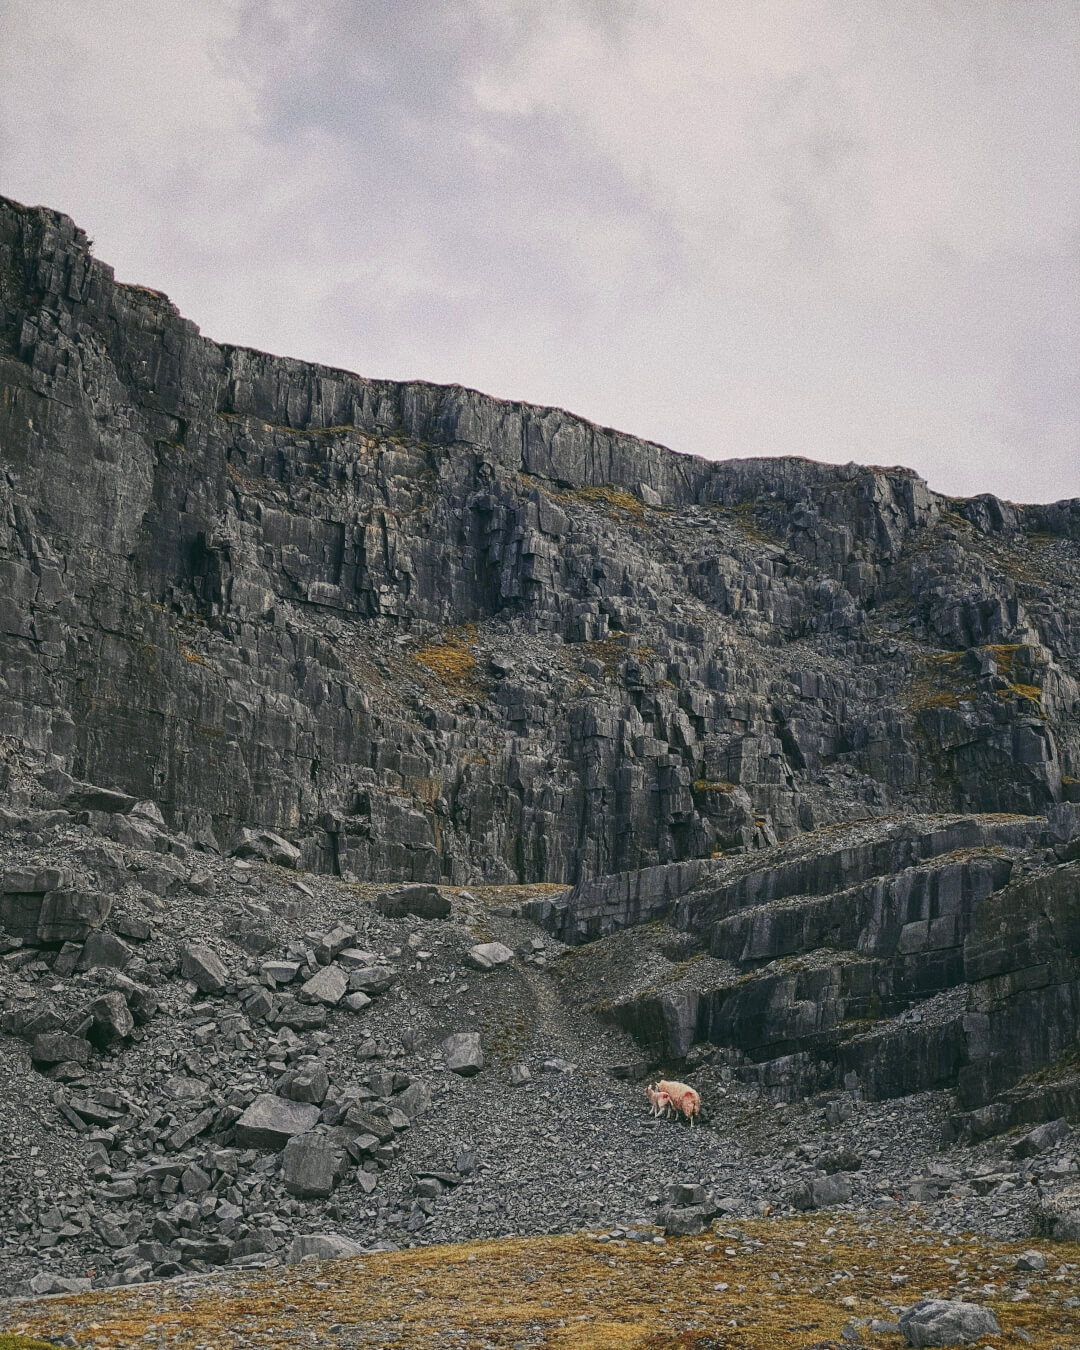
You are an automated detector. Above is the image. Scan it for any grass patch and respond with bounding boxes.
[694,779,736,794]
[573,484,646,521]
[413,624,480,694]
[5,1218,1077,1349]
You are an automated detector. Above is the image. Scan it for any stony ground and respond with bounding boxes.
[4,793,1080,1345]
[2,1216,1079,1349]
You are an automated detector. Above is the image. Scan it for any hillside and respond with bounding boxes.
[1,197,1080,1334]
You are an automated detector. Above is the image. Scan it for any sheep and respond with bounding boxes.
[656,1078,701,1128]
[645,1083,673,1118]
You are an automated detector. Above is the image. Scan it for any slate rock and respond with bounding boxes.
[465,941,514,971]
[376,884,451,920]
[342,991,372,1013]
[509,1062,532,1086]
[790,1173,853,1211]
[281,1132,347,1198]
[262,960,302,985]
[37,888,113,943]
[28,1272,92,1295]
[393,1081,433,1118]
[300,964,347,1006]
[898,1299,1000,1346]
[90,990,135,1042]
[233,1093,322,1149]
[229,827,301,868]
[113,912,152,941]
[347,966,395,996]
[1034,1182,1080,1242]
[287,1233,365,1263]
[661,1205,705,1236]
[32,1031,91,1065]
[316,924,356,964]
[277,1062,330,1105]
[1011,1117,1071,1158]
[77,929,134,971]
[441,1031,484,1076]
[179,940,228,993]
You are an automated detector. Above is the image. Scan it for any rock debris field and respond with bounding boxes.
[3,194,1080,1345]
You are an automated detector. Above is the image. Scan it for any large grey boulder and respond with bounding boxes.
[36,889,113,943]
[347,966,395,996]
[179,940,228,993]
[376,884,451,920]
[441,1031,484,1076]
[465,941,514,971]
[90,991,135,1042]
[393,1080,433,1119]
[77,929,133,971]
[1034,1181,1080,1242]
[287,1233,365,1264]
[898,1299,1001,1346]
[228,827,301,868]
[790,1172,853,1211]
[281,1133,347,1198]
[300,964,347,1006]
[31,1031,91,1065]
[1,867,73,941]
[234,1093,321,1149]
[277,1062,330,1105]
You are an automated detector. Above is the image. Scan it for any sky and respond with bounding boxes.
[1,1,1077,504]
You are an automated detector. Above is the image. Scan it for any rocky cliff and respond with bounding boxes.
[3,194,1079,886]
[4,196,1080,1300]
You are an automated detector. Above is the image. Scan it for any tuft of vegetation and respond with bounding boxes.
[4,1219,1077,1349]
[413,624,480,693]
[694,779,736,794]
[573,484,646,521]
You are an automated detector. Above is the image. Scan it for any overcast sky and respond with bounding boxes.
[2,1,1077,503]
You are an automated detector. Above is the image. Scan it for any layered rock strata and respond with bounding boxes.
[2,195,1079,885]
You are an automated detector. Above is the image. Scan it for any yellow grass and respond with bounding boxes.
[413,625,479,692]
[4,1218,1077,1350]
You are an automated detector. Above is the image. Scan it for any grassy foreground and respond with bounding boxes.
[2,1215,1078,1348]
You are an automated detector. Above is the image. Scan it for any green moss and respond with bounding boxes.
[0,1336,66,1350]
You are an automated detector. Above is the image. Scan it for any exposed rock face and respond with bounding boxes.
[2,195,1079,887]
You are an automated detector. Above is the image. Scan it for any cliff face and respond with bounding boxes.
[2,195,1079,884]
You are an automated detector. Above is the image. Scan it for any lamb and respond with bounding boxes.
[655,1078,701,1127]
[646,1083,673,1118]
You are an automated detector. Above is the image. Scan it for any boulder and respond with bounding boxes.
[300,964,347,1006]
[228,827,301,868]
[315,924,356,964]
[898,1299,1000,1346]
[179,940,228,993]
[277,1062,330,1104]
[281,1132,347,1198]
[90,991,135,1042]
[393,1081,433,1118]
[375,884,451,920]
[233,1093,321,1149]
[465,941,514,971]
[77,929,133,971]
[36,888,113,943]
[347,966,395,996]
[31,1031,91,1065]
[1011,1117,1071,1158]
[1,867,73,941]
[1034,1182,1080,1242]
[661,1205,705,1236]
[287,1233,365,1264]
[441,1031,484,1076]
[790,1173,853,1211]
